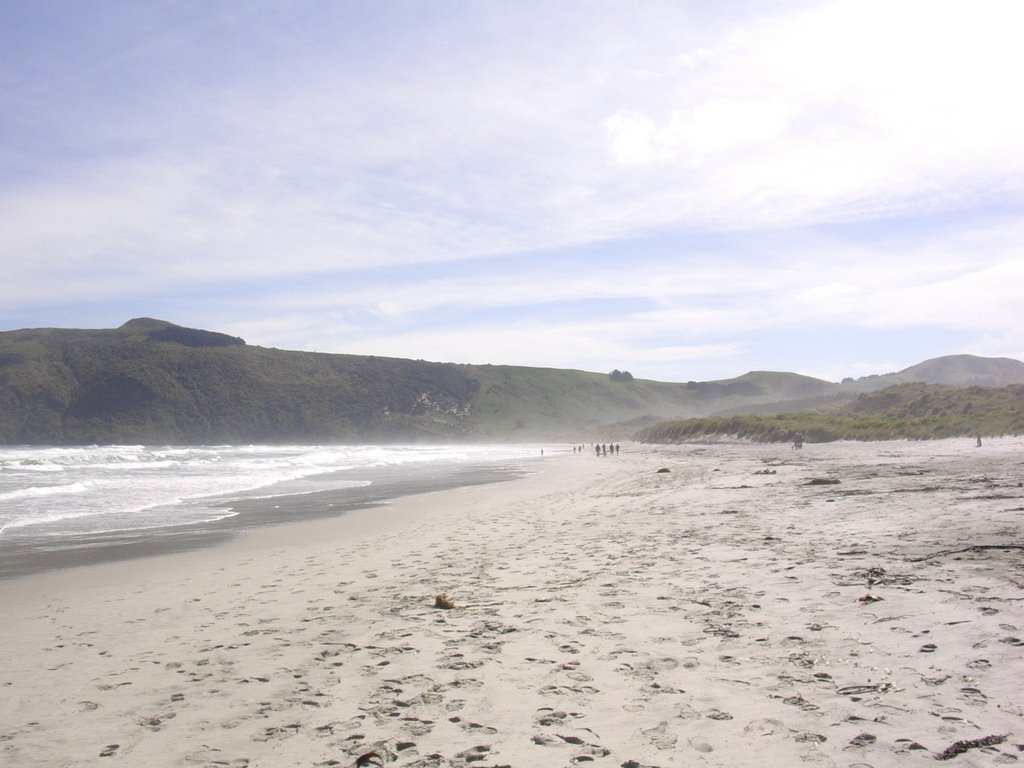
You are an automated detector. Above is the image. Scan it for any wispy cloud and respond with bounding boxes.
[1,0,1021,380]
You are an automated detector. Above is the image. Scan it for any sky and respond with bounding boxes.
[1,0,1022,383]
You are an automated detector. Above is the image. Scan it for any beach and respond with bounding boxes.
[1,439,1022,767]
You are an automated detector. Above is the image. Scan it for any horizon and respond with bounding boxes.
[2,1,1022,382]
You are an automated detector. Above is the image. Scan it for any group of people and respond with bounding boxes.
[572,443,620,456]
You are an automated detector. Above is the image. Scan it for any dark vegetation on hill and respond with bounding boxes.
[0,320,484,444]
[1,319,1023,444]
[634,383,1024,443]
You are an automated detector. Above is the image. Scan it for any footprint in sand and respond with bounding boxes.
[846,733,877,749]
[894,738,928,753]
[742,719,791,738]
[400,716,435,736]
[959,687,988,705]
[560,660,593,682]
[688,738,714,754]
[704,708,733,721]
[641,721,677,749]
[534,708,584,727]
[794,732,827,743]
[254,723,301,741]
[448,716,497,735]
[451,745,494,766]
[139,711,176,731]
[533,732,609,762]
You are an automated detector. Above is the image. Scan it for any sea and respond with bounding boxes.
[0,443,549,578]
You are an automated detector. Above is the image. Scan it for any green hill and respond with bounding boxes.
[634,382,1024,443]
[839,354,1024,390]
[2,319,1022,445]
[0,318,827,444]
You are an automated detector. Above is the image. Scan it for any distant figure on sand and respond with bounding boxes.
[976,434,982,447]
[792,433,804,450]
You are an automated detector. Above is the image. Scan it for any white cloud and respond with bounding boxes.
[607,99,790,165]
[7,0,1022,296]
[2,1,1023,379]
[600,0,1024,228]
[606,111,661,165]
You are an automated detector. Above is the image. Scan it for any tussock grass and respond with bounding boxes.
[635,383,1024,443]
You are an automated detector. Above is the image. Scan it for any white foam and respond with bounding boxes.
[0,443,544,541]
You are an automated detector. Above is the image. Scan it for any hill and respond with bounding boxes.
[0,319,832,444]
[634,382,1024,443]
[839,354,1024,390]
[1,319,1022,444]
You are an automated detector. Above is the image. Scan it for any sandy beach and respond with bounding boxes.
[2,439,1022,767]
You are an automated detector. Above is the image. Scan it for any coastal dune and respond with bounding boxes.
[2,440,1022,767]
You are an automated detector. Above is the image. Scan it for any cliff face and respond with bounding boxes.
[2,319,1022,445]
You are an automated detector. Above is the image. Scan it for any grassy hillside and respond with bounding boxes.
[635,383,1024,443]
[840,354,1024,391]
[455,367,833,436]
[0,321,482,444]
[2,319,828,444]
[3,319,1022,445]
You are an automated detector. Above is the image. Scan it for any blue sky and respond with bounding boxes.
[2,0,1022,383]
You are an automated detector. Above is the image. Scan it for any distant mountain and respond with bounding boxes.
[1,319,1021,444]
[636,382,1024,443]
[856,354,1024,388]
[712,354,1024,417]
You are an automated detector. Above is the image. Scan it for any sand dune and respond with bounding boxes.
[2,439,1022,767]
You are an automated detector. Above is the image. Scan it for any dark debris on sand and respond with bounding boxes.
[934,734,1006,760]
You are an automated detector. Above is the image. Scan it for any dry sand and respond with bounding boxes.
[1,439,1022,767]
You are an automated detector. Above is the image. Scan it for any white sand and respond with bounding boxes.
[2,439,1022,767]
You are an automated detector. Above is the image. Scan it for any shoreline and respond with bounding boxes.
[0,458,532,580]
[2,440,1021,767]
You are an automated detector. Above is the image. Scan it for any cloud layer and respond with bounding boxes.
[1,0,1022,380]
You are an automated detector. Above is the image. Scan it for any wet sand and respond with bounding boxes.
[1,439,1022,767]
[0,462,525,579]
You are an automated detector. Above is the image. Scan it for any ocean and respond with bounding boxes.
[0,443,548,578]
